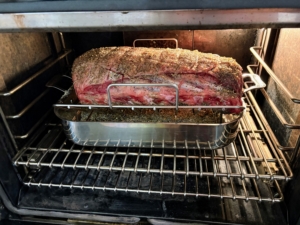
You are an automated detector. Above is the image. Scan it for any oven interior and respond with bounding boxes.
[0,28,300,225]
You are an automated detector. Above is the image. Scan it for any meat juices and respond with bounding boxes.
[72,47,243,110]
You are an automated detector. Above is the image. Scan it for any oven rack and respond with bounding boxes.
[14,132,291,180]
[13,111,292,181]
[12,126,291,202]
[22,160,283,203]
[13,90,293,182]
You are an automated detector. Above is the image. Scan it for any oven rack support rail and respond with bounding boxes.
[247,42,300,169]
[0,55,71,141]
[0,33,71,144]
[248,46,300,128]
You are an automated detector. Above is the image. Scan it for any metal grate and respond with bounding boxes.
[12,93,293,202]
[22,146,283,202]
[13,135,290,203]
[14,132,291,180]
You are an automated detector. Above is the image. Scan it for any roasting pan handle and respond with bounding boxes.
[242,73,266,93]
[107,83,179,110]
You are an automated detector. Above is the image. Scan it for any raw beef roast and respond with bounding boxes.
[72,47,243,110]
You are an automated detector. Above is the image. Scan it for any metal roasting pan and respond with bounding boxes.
[52,73,265,150]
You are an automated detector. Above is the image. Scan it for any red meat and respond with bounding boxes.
[72,47,243,109]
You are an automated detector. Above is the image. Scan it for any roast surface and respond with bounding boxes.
[72,47,243,107]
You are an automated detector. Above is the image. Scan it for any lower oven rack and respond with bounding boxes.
[12,94,292,202]
[22,156,283,202]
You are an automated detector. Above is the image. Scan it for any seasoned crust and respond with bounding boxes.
[72,47,243,107]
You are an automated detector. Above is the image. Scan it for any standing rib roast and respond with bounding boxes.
[72,47,243,109]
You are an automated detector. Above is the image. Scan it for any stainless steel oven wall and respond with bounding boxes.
[0,32,66,148]
[0,33,52,113]
[261,28,300,147]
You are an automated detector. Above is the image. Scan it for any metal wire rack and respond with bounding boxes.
[23,155,283,202]
[13,95,292,177]
[11,106,291,201]
[14,130,291,180]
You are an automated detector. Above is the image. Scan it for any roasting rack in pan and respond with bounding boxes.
[51,73,265,149]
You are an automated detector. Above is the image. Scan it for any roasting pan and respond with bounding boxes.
[52,73,265,149]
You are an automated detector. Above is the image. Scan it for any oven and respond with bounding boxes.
[0,2,300,225]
